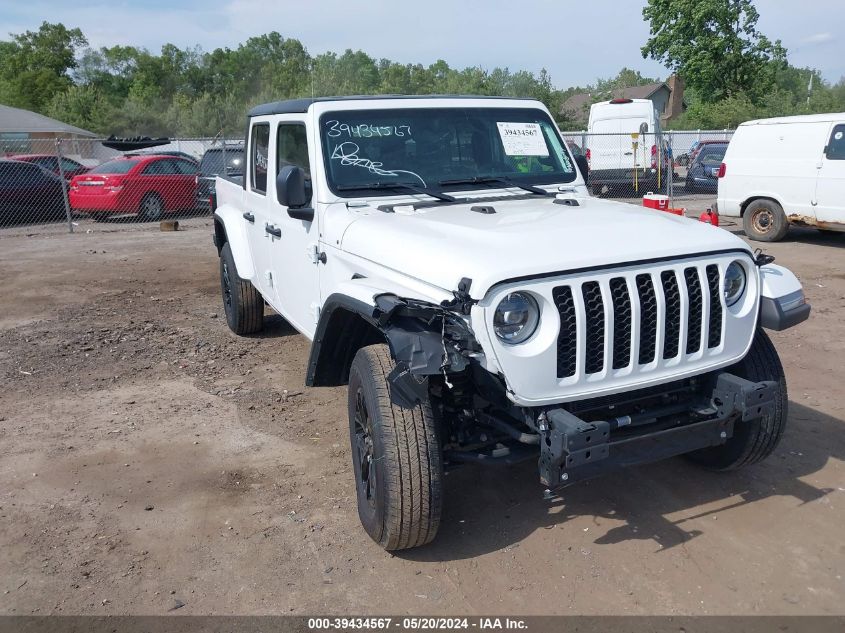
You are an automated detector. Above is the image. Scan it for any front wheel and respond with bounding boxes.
[743,199,789,242]
[686,329,787,470]
[347,344,443,550]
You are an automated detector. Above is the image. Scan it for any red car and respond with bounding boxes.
[69,155,198,221]
[9,154,90,181]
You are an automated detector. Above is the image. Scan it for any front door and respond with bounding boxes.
[266,119,321,337]
[814,122,845,228]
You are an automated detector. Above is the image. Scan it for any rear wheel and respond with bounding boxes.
[139,192,164,221]
[743,199,789,242]
[347,344,443,550]
[219,242,263,335]
[686,329,787,470]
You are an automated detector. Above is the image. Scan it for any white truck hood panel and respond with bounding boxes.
[339,197,750,298]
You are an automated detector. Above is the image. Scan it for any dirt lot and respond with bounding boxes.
[1,208,843,616]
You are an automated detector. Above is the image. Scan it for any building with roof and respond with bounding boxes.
[560,75,686,127]
[0,103,98,159]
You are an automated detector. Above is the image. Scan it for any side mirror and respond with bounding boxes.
[276,165,313,221]
[574,154,590,185]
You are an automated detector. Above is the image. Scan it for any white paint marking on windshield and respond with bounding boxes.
[330,142,426,187]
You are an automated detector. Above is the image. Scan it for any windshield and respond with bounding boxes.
[90,159,139,174]
[320,107,576,196]
[200,149,245,176]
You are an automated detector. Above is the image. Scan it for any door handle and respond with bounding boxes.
[242,211,255,223]
[265,223,281,238]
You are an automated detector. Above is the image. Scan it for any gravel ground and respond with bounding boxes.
[0,207,843,616]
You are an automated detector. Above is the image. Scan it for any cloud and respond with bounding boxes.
[801,32,834,45]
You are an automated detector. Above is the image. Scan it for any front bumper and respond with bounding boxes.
[537,371,778,487]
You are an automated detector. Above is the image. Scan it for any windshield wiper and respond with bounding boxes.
[337,181,456,202]
[438,176,553,196]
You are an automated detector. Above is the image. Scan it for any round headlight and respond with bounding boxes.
[724,261,747,306]
[494,292,540,344]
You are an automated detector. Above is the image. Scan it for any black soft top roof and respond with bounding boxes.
[247,94,535,117]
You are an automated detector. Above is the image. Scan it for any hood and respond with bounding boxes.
[339,195,750,298]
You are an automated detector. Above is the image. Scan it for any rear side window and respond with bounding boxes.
[90,160,139,174]
[250,124,270,194]
[825,124,845,160]
[142,159,174,175]
[0,162,32,183]
[33,157,57,170]
[172,159,197,175]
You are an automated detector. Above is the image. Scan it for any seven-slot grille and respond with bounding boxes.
[553,264,723,379]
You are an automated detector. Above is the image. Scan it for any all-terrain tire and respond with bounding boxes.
[743,199,789,242]
[347,344,443,550]
[686,329,787,470]
[219,242,263,335]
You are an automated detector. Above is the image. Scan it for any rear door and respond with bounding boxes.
[140,159,175,209]
[814,122,845,227]
[170,158,198,209]
[244,120,277,300]
[589,116,623,171]
[0,163,31,211]
[617,116,650,170]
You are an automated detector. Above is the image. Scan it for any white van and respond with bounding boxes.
[586,98,667,193]
[717,113,845,241]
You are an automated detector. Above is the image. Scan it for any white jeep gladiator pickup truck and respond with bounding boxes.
[211,95,810,550]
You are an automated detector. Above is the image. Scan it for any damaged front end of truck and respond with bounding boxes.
[368,279,781,494]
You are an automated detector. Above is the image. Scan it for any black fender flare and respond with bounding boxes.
[305,294,382,387]
[306,292,477,408]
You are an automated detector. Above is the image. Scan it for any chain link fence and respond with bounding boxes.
[561,130,734,203]
[2,130,734,234]
[0,136,244,233]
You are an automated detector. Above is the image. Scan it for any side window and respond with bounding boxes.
[172,159,197,175]
[277,123,310,177]
[142,160,168,175]
[60,158,80,171]
[825,124,845,161]
[35,157,56,170]
[250,123,270,194]
[23,164,44,182]
[4,164,25,182]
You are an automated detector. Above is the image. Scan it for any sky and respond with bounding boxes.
[0,0,843,89]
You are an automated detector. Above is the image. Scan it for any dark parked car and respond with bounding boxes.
[8,154,91,181]
[196,146,245,211]
[677,140,729,167]
[0,160,68,226]
[685,142,728,192]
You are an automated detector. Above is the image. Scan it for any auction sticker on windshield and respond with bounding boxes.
[496,122,549,156]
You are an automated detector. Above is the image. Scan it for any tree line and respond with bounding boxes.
[0,1,842,138]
